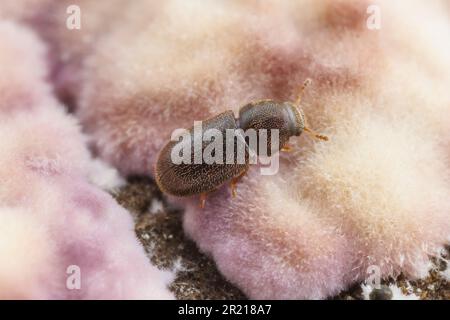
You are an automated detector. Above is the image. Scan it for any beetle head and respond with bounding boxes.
[287,103,328,141]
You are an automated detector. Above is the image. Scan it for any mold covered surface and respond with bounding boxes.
[1,0,449,299]
[114,177,450,300]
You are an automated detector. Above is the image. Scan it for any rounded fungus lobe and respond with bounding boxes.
[0,21,54,114]
[0,21,174,299]
[182,166,356,299]
[0,207,54,299]
[298,112,450,279]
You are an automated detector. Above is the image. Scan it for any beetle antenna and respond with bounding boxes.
[295,78,312,107]
[304,127,329,141]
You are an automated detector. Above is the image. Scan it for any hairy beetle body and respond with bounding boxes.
[155,111,249,197]
[154,79,328,205]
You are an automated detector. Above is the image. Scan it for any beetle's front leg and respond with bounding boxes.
[281,143,292,152]
[230,168,249,197]
[199,193,207,209]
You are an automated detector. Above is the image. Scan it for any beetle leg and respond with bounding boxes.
[281,143,292,152]
[230,168,248,197]
[230,181,238,198]
[295,78,312,107]
[199,193,207,209]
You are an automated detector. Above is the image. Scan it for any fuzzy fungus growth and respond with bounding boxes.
[75,0,450,299]
[0,20,174,299]
[4,0,450,299]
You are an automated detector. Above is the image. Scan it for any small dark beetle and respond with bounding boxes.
[155,79,328,208]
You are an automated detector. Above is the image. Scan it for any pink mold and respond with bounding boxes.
[3,0,449,299]
[0,20,174,299]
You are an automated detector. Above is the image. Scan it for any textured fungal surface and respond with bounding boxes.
[1,0,449,300]
[0,20,173,299]
[74,0,450,299]
[115,177,450,300]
